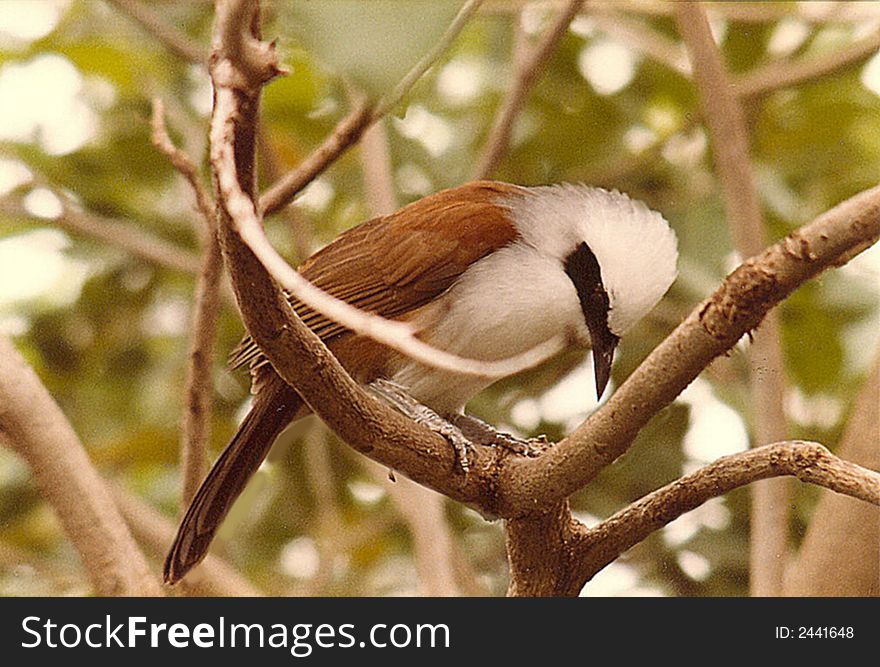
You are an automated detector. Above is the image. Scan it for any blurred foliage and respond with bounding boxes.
[0,1,878,597]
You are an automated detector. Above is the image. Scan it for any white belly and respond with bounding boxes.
[390,243,586,413]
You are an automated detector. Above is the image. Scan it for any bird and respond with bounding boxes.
[163,180,678,584]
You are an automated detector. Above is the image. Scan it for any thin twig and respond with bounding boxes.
[151,99,223,507]
[0,192,201,275]
[473,0,585,179]
[736,29,880,100]
[107,0,206,65]
[260,101,373,217]
[259,0,485,216]
[589,8,691,75]
[150,99,215,222]
[373,0,486,119]
[0,336,162,596]
[505,501,577,596]
[676,1,789,597]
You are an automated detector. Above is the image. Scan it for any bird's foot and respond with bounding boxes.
[448,414,550,458]
[367,379,474,475]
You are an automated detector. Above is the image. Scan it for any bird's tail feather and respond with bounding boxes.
[164,378,303,584]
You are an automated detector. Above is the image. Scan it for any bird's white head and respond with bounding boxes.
[504,183,678,335]
[499,183,678,395]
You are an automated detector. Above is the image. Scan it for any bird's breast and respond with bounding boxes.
[387,242,586,413]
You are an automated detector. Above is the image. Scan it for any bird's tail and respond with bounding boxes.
[164,378,303,584]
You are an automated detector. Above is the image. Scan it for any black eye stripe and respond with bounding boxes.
[563,242,619,350]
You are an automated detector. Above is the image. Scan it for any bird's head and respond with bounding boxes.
[501,184,679,397]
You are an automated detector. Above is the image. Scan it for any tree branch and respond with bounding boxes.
[107,0,207,65]
[505,501,580,596]
[473,0,585,180]
[0,336,162,596]
[151,99,223,506]
[0,191,201,275]
[737,29,880,100]
[676,0,790,597]
[259,0,485,216]
[150,99,215,223]
[570,441,880,589]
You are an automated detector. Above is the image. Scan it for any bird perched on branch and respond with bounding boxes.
[164,180,678,584]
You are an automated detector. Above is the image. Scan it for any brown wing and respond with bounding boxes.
[230,181,523,381]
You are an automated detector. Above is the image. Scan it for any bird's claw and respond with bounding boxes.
[490,432,550,458]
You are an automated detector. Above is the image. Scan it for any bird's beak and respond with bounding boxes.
[590,329,619,399]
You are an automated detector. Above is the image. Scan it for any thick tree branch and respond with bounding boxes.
[473,0,585,180]
[505,501,581,596]
[0,336,162,596]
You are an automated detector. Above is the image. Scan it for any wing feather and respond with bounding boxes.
[230,181,524,382]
